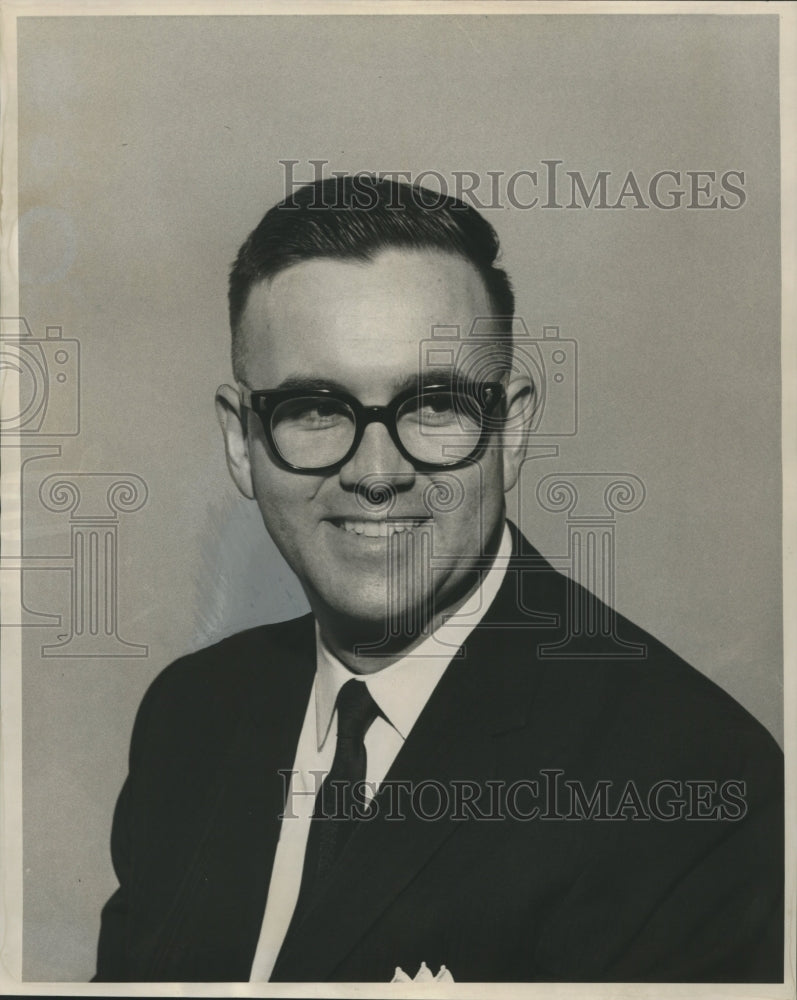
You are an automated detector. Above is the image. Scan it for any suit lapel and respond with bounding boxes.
[271,557,547,982]
[148,618,317,981]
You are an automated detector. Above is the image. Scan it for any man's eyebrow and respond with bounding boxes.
[272,375,353,393]
[391,369,462,394]
[270,370,464,395]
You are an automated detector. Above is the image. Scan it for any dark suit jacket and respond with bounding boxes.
[95,525,783,982]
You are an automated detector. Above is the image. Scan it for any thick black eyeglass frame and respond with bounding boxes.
[239,380,506,474]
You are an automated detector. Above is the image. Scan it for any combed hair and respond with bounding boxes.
[228,175,514,380]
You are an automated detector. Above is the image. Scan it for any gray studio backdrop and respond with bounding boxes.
[15,14,781,981]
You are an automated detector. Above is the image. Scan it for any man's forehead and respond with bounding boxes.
[235,250,496,391]
[240,250,490,335]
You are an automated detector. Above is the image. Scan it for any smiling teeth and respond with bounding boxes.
[340,519,425,537]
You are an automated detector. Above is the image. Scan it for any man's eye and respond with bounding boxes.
[277,399,350,429]
[416,394,458,426]
[298,403,347,426]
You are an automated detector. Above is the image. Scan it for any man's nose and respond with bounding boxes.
[337,421,417,492]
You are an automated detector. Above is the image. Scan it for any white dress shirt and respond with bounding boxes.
[248,523,512,981]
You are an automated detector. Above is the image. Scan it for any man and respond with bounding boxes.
[95,176,783,983]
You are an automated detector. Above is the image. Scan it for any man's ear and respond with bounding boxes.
[215,384,255,499]
[501,375,535,492]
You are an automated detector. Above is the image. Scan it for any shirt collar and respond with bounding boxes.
[314,522,513,750]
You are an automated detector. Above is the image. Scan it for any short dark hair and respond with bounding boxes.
[228,175,514,380]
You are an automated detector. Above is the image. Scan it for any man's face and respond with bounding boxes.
[217,249,529,649]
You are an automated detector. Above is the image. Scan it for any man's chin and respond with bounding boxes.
[309,564,482,653]
[319,595,420,629]
[312,591,437,650]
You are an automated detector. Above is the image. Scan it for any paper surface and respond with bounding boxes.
[0,1,793,996]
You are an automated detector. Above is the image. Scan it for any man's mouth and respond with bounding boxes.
[330,518,429,538]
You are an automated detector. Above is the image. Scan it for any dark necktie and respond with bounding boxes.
[292,678,379,920]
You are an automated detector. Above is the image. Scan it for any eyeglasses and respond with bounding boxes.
[239,380,506,473]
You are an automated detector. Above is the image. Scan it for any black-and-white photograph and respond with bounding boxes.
[0,2,792,994]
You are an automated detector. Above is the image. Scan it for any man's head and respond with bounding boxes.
[227,176,515,382]
[216,177,533,664]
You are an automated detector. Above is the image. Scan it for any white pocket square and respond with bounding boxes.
[391,961,454,982]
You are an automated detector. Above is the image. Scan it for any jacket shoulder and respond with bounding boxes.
[504,526,781,771]
[147,614,314,693]
[128,615,315,764]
